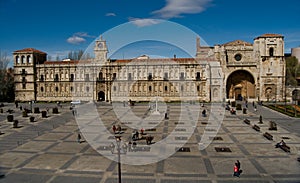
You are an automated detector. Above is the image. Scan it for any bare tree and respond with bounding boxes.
[0,50,14,102]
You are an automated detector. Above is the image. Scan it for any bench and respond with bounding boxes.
[252,124,260,132]
[263,132,273,140]
[243,119,250,125]
[279,144,290,153]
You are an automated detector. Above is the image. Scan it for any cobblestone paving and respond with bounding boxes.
[0,102,299,183]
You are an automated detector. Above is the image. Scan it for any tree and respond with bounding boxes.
[286,56,300,86]
[0,50,14,102]
[67,50,86,60]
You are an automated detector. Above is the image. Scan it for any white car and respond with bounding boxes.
[71,100,81,105]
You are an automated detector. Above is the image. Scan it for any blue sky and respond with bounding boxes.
[1,0,300,62]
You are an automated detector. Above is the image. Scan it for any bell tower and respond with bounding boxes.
[94,36,108,62]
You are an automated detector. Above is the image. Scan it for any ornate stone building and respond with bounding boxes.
[13,34,286,102]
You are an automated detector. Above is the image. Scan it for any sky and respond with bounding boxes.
[1,0,300,63]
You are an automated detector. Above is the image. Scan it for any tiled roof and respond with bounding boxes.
[114,57,217,64]
[223,40,253,46]
[14,48,47,54]
[256,33,283,39]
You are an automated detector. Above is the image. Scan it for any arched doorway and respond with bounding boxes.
[226,70,255,100]
[98,91,105,101]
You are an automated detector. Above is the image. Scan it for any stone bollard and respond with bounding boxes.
[7,114,14,122]
[13,120,18,128]
[41,111,47,118]
[52,107,59,114]
[30,116,35,122]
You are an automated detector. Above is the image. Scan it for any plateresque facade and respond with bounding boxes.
[13,34,285,102]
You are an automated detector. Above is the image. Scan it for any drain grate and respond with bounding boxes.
[211,136,223,141]
[145,128,156,131]
[176,147,191,152]
[215,147,231,152]
[175,122,185,125]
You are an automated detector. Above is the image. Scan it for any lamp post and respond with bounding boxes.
[110,136,127,183]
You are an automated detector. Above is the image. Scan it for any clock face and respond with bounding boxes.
[98,43,103,48]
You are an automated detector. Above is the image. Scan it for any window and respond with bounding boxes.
[70,87,74,92]
[113,86,117,91]
[55,87,59,92]
[197,85,200,91]
[86,86,90,92]
[164,73,168,80]
[85,74,89,81]
[70,74,74,81]
[98,72,103,81]
[234,54,242,61]
[149,86,152,91]
[27,55,32,64]
[196,72,201,80]
[165,86,168,91]
[148,73,153,80]
[22,83,26,89]
[181,85,184,91]
[22,77,26,83]
[21,56,25,64]
[180,72,185,80]
[54,74,59,81]
[41,87,44,92]
[113,73,117,80]
[16,56,20,64]
[40,75,44,81]
[128,73,132,80]
[269,48,274,57]
[21,69,26,75]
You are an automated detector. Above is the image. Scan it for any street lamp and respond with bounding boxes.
[110,136,127,183]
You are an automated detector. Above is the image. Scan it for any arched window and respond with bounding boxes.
[16,56,20,64]
[27,55,32,64]
[21,55,25,64]
[40,87,44,92]
[269,48,274,57]
[99,72,103,80]
[55,87,59,92]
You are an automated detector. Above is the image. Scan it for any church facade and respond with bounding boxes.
[13,33,286,103]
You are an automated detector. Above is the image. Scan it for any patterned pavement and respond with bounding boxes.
[0,102,299,183]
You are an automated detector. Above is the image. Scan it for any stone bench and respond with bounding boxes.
[252,124,260,132]
[279,144,291,153]
[244,119,250,125]
[263,132,273,140]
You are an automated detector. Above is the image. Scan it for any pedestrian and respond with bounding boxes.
[233,163,240,177]
[128,141,132,152]
[112,125,116,133]
[77,133,81,143]
[236,160,241,170]
[132,142,137,152]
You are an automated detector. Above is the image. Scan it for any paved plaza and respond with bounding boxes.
[0,102,300,183]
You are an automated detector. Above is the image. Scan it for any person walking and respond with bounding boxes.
[233,163,240,177]
[77,133,81,143]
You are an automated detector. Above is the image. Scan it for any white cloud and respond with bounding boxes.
[67,36,86,44]
[106,12,116,17]
[129,18,162,27]
[67,32,95,44]
[152,0,213,19]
